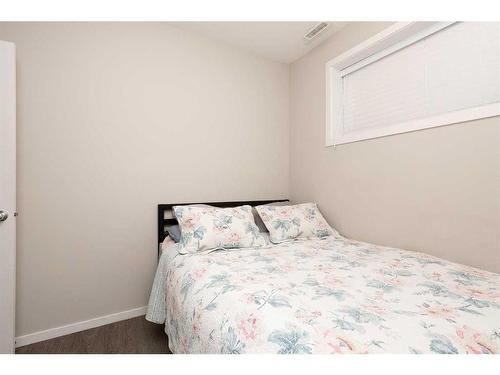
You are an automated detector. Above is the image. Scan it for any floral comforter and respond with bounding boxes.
[146,236,500,354]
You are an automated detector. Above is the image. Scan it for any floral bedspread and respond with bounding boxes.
[146,236,500,354]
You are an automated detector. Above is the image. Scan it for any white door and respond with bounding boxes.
[0,40,16,354]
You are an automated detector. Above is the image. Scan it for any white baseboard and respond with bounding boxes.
[15,306,148,348]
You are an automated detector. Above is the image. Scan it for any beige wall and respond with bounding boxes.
[0,22,289,336]
[290,22,500,273]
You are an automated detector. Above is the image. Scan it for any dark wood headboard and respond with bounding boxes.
[157,199,289,255]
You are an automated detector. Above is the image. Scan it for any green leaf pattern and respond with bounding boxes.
[173,205,267,253]
[152,232,500,354]
[256,203,337,243]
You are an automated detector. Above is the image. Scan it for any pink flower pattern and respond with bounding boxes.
[256,203,337,243]
[173,205,267,253]
[150,235,500,354]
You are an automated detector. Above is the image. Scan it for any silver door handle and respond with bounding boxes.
[0,210,9,222]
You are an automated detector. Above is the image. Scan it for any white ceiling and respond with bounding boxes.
[170,22,349,64]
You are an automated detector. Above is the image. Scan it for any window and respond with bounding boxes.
[326,22,500,146]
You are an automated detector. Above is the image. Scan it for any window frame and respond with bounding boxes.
[325,22,500,146]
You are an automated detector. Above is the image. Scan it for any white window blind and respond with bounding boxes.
[326,22,500,146]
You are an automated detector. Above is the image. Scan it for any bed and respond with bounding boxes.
[146,201,500,354]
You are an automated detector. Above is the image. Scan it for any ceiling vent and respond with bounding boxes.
[304,22,329,41]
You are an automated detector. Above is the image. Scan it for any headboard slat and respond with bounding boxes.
[157,199,289,256]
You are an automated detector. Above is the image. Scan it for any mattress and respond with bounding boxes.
[146,236,500,354]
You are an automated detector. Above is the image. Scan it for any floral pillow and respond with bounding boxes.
[173,205,268,254]
[255,203,337,243]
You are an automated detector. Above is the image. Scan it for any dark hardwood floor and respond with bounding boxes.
[16,316,171,354]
